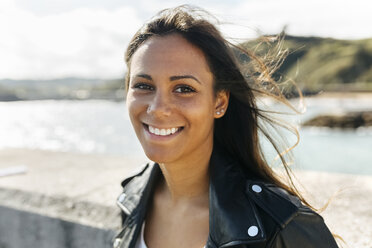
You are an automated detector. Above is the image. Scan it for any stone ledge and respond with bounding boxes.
[0,187,121,230]
[0,205,116,248]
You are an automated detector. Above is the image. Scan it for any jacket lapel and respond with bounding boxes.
[208,148,266,247]
[115,162,161,248]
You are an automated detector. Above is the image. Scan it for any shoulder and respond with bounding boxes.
[246,181,302,228]
[245,181,338,248]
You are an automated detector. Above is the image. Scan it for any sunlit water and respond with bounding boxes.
[0,97,371,175]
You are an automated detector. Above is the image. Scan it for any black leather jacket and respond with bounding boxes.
[113,149,339,248]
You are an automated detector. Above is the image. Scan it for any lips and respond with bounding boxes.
[143,123,183,137]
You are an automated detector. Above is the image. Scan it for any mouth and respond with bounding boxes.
[143,123,184,137]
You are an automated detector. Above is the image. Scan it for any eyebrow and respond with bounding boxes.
[170,75,201,84]
[135,74,152,80]
[133,74,201,84]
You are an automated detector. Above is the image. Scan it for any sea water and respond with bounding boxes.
[0,98,371,175]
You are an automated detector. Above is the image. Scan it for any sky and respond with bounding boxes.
[1,0,371,80]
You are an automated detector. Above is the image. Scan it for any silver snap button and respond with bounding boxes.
[118,193,126,202]
[252,184,262,193]
[247,225,259,237]
[113,238,122,248]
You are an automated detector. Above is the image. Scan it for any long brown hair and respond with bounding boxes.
[124,5,308,206]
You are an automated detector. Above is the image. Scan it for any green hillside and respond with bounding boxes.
[241,35,372,93]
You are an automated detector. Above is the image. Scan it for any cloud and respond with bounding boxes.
[0,2,142,79]
[217,0,372,39]
[1,0,371,79]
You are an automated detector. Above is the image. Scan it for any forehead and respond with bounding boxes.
[129,34,212,78]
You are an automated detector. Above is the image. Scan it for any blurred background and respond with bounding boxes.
[0,0,371,174]
[0,1,372,247]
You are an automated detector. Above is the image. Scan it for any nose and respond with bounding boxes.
[146,91,172,117]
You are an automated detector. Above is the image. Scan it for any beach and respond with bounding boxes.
[0,148,371,247]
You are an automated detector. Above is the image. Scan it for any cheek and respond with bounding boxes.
[185,96,216,125]
[126,94,134,116]
[126,93,142,123]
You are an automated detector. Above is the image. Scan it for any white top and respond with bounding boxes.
[135,222,206,248]
[135,222,148,248]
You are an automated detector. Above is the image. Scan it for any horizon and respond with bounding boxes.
[1,0,372,80]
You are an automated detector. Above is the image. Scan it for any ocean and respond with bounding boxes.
[0,97,371,175]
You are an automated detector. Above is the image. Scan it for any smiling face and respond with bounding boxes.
[126,34,228,164]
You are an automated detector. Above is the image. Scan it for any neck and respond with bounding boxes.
[158,148,211,205]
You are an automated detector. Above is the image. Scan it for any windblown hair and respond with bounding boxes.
[124,5,308,206]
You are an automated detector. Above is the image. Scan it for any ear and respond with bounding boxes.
[214,90,230,119]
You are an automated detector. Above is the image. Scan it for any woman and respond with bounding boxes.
[114,5,339,248]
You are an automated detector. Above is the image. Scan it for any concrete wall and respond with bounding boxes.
[0,206,116,248]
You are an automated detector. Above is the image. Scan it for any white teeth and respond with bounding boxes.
[148,125,179,136]
[155,128,160,135]
[149,125,154,134]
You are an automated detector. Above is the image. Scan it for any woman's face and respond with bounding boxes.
[126,34,228,164]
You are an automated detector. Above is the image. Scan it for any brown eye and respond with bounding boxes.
[174,85,196,94]
[132,83,154,91]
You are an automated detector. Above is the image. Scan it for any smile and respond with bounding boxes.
[143,124,183,136]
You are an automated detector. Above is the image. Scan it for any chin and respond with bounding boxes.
[143,148,179,164]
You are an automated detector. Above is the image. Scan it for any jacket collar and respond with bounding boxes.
[116,163,161,248]
[117,148,267,248]
[207,147,266,247]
